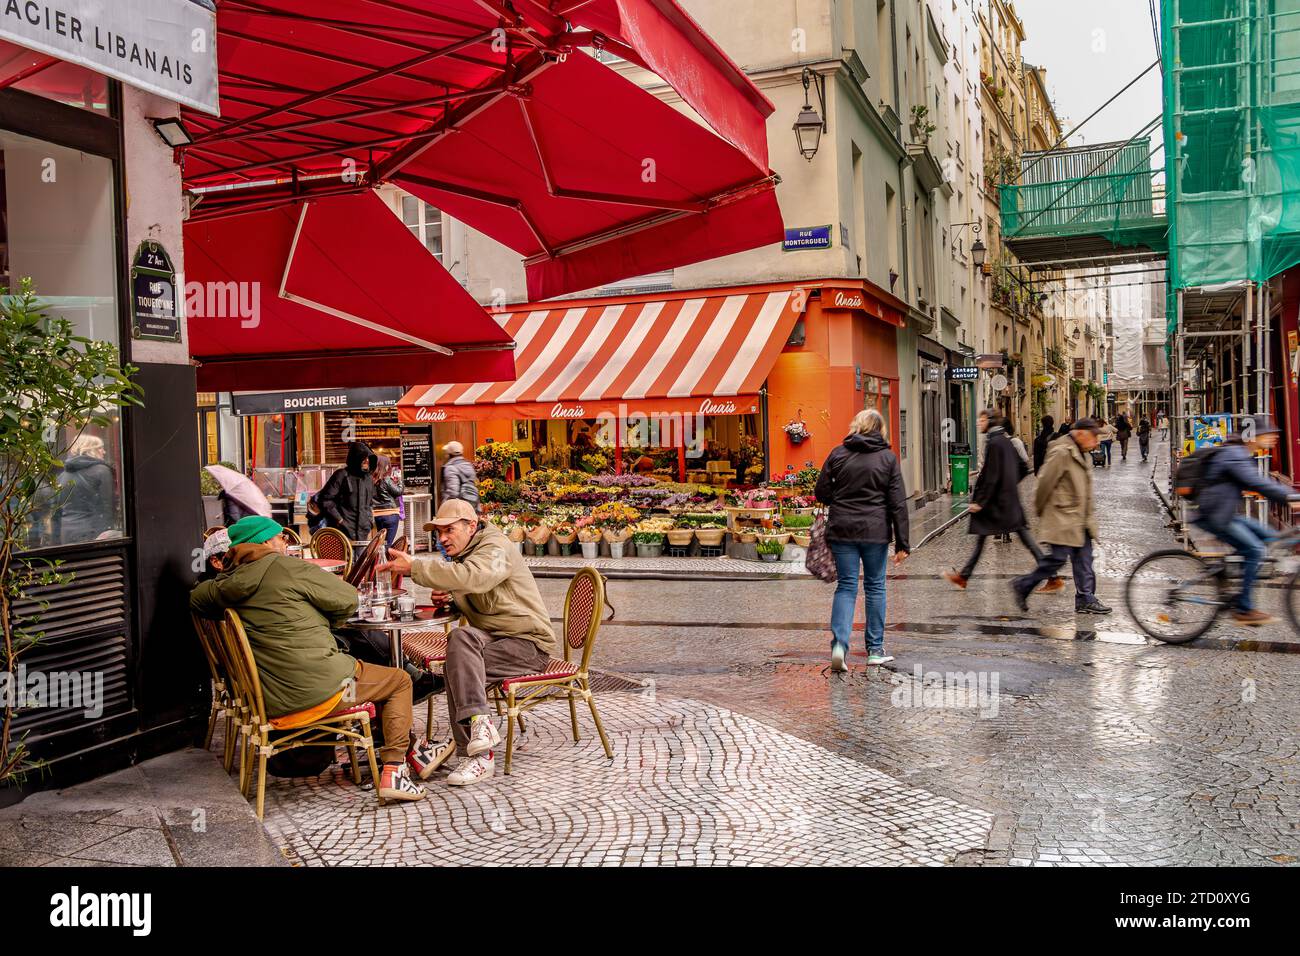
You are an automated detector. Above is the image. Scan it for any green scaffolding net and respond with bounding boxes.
[1165,0,1300,289]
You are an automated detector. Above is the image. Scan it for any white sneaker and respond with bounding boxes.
[866,654,895,666]
[466,715,502,757]
[830,645,848,672]
[446,753,495,786]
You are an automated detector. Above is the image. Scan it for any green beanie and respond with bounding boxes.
[227,515,283,546]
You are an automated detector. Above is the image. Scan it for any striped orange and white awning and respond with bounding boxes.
[398,287,801,423]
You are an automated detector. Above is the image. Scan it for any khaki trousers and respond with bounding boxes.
[329,661,412,765]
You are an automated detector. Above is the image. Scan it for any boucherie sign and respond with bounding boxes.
[0,0,219,114]
[399,396,759,424]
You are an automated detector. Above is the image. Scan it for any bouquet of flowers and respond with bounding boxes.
[591,501,640,541]
[783,419,811,443]
[795,466,821,487]
[474,441,520,478]
[587,472,657,488]
[575,514,602,543]
[738,487,778,510]
[580,451,610,473]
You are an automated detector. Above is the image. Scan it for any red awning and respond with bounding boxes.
[397,286,800,423]
[184,189,515,391]
[178,1,783,298]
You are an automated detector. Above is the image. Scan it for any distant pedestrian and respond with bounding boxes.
[440,441,479,510]
[1032,416,1055,475]
[1097,417,1116,467]
[1011,418,1112,616]
[1055,419,1073,441]
[946,410,1058,591]
[1115,413,1133,461]
[814,409,910,672]
[1157,410,1169,442]
[371,454,404,548]
[997,417,1029,543]
[1137,416,1152,462]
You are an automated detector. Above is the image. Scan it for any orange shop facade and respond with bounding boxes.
[396,280,903,486]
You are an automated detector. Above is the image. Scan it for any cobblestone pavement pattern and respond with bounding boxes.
[258,442,1299,866]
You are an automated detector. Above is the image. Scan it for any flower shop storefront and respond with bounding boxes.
[396,280,902,563]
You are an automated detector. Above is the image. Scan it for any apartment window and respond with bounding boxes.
[877,1,893,105]
[885,183,899,276]
[401,194,444,262]
[852,143,866,273]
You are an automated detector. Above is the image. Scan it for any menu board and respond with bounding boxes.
[401,426,433,489]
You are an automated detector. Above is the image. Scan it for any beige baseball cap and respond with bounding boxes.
[424,498,478,530]
[443,440,463,456]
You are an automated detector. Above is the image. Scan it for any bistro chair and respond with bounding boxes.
[310,527,353,577]
[202,526,225,539]
[281,527,302,548]
[191,613,238,772]
[345,536,384,587]
[487,567,614,775]
[218,608,384,819]
[389,534,407,590]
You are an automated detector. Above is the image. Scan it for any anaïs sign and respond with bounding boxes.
[831,291,865,310]
[399,394,760,424]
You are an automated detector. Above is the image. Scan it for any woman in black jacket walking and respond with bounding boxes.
[946,411,1058,590]
[1115,413,1133,461]
[813,409,909,672]
[1137,416,1152,461]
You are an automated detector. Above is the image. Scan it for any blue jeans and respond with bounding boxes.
[1196,514,1277,611]
[374,513,401,548]
[1100,440,1113,465]
[829,540,889,656]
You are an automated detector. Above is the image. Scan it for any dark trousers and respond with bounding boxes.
[1118,435,1131,459]
[374,513,401,547]
[960,527,1045,578]
[443,625,549,756]
[1138,435,1151,459]
[1013,534,1098,608]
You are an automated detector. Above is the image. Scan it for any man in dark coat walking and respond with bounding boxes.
[1032,415,1055,475]
[317,441,377,548]
[946,411,1057,590]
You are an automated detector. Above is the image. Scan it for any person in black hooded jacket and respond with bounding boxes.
[814,408,909,672]
[58,435,117,544]
[317,441,377,548]
[1032,415,1055,475]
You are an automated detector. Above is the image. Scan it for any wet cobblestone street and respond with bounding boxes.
[258,442,1299,866]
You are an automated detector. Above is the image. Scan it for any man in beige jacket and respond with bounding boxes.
[1011,418,1112,616]
[380,499,556,786]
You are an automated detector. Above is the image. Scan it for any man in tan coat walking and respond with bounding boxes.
[1011,418,1112,616]
[380,499,557,786]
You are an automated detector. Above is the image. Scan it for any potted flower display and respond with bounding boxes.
[633,529,666,558]
[552,520,576,555]
[575,516,601,560]
[691,514,727,547]
[783,513,815,547]
[592,502,639,557]
[783,417,811,445]
[756,538,786,562]
[666,522,694,547]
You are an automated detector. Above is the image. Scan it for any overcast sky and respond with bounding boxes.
[1015,0,1164,153]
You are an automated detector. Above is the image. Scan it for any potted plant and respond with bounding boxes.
[782,418,811,445]
[691,513,727,546]
[666,520,694,547]
[633,530,666,558]
[576,516,601,560]
[552,520,576,555]
[782,513,815,546]
[756,538,786,562]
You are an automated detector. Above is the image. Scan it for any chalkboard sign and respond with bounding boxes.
[401,426,433,489]
[130,240,180,342]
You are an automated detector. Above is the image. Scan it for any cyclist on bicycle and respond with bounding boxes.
[1193,415,1300,626]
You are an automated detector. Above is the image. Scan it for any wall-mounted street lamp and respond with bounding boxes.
[793,66,827,161]
[952,220,986,269]
[151,117,193,148]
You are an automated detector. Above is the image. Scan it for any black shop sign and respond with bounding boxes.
[130,240,180,342]
[400,426,433,489]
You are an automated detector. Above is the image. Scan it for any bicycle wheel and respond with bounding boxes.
[1124,549,1226,643]
[1287,569,1300,635]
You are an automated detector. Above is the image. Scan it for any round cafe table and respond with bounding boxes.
[303,557,345,574]
[348,609,458,667]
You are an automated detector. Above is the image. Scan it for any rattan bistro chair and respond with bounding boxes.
[345,536,384,588]
[487,567,614,774]
[281,527,302,548]
[192,613,238,772]
[309,527,353,577]
[202,526,225,539]
[218,609,385,819]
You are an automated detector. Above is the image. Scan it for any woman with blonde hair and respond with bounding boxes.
[813,408,910,671]
[59,433,116,543]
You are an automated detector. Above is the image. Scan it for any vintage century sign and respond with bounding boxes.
[0,0,219,114]
[231,387,403,416]
[948,365,980,381]
[130,240,180,342]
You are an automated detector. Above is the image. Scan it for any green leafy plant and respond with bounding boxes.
[200,460,239,496]
[781,513,815,530]
[756,538,787,556]
[0,281,141,785]
[632,531,665,546]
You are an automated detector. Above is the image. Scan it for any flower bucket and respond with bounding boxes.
[608,540,626,559]
[602,529,631,544]
[580,541,599,560]
[760,553,780,562]
[635,542,664,558]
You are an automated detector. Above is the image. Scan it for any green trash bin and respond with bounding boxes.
[949,454,971,496]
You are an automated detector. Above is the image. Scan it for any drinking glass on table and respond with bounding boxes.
[357,582,374,613]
